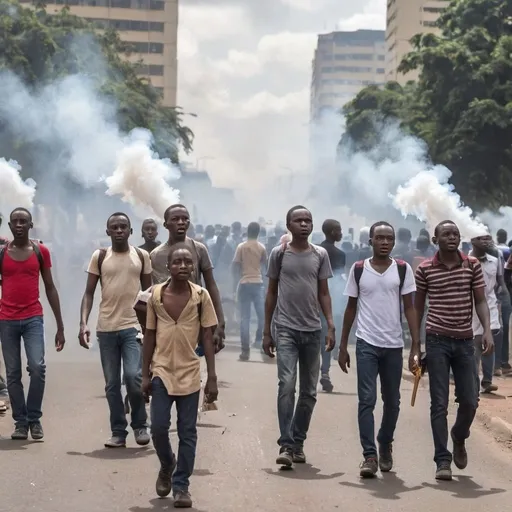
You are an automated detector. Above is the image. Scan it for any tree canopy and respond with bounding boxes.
[341,0,512,210]
[0,0,193,173]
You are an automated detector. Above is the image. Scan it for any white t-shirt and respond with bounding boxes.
[344,258,416,348]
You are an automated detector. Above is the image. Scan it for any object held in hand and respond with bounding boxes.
[411,354,427,407]
[200,394,218,412]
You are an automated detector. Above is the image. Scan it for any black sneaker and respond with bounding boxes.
[173,490,193,508]
[481,382,498,393]
[239,351,250,362]
[29,422,44,440]
[378,443,393,472]
[320,374,334,393]
[451,431,468,470]
[435,462,452,481]
[11,426,29,440]
[156,454,177,497]
[276,447,293,467]
[292,447,306,463]
[360,457,378,478]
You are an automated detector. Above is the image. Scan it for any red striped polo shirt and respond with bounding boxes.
[415,251,485,339]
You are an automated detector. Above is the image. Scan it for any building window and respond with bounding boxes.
[376,68,385,73]
[422,21,438,27]
[332,65,373,73]
[135,65,164,76]
[127,42,164,54]
[334,53,374,61]
[87,18,165,32]
[51,0,165,9]
[377,55,385,61]
[423,7,444,13]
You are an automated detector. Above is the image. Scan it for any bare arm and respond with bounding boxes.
[202,324,217,379]
[41,267,64,331]
[231,261,241,294]
[264,278,278,335]
[318,278,334,328]
[202,269,225,328]
[403,293,421,345]
[412,289,427,351]
[474,287,491,334]
[142,329,156,379]
[80,273,99,326]
[340,296,358,350]
[134,304,147,334]
[141,273,152,292]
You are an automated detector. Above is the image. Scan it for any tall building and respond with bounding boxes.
[386,0,450,84]
[310,30,386,123]
[20,0,178,106]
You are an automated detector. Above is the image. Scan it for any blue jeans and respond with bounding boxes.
[426,334,478,465]
[98,327,147,438]
[238,283,264,350]
[475,329,502,386]
[151,377,200,492]
[320,314,342,376]
[501,302,511,366]
[275,325,321,449]
[356,338,402,458]
[0,316,45,427]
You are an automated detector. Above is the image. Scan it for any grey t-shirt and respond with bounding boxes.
[267,244,333,331]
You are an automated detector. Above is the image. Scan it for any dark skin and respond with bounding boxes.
[142,248,218,403]
[263,209,335,358]
[78,215,152,349]
[164,206,225,352]
[410,223,493,372]
[140,219,159,253]
[325,221,343,244]
[338,224,420,373]
[6,210,65,351]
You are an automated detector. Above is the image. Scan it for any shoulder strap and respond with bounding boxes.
[0,244,5,279]
[97,248,107,279]
[30,241,44,271]
[276,242,288,280]
[395,259,407,291]
[197,288,203,320]
[354,260,365,288]
[133,246,145,278]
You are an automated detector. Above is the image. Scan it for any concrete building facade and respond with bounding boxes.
[386,0,450,84]
[20,0,178,106]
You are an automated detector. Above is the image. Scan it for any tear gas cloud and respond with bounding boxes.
[0,159,36,213]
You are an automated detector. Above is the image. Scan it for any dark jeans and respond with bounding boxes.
[320,314,342,376]
[275,325,321,449]
[426,334,478,465]
[475,329,502,385]
[238,283,264,350]
[0,316,45,427]
[98,327,147,438]
[501,302,511,366]
[356,338,403,458]
[151,377,200,492]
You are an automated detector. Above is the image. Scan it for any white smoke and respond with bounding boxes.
[105,129,181,220]
[0,158,36,211]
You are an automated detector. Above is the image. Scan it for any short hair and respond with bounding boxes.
[286,205,311,225]
[322,219,340,236]
[497,228,508,242]
[397,227,412,243]
[419,228,430,238]
[259,226,267,237]
[369,221,394,238]
[434,220,457,237]
[416,235,430,251]
[163,204,189,222]
[142,218,157,226]
[167,242,193,263]
[10,207,32,221]
[231,221,242,231]
[247,222,260,238]
[107,212,130,228]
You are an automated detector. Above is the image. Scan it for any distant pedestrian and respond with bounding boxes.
[139,218,160,253]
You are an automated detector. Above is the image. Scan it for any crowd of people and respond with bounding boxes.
[0,204,511,507]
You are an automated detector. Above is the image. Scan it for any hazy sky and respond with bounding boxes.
[177,0,385,188]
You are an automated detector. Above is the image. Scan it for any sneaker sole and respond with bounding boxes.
[11,436,28,441]
[435,472,453,481]
[379,464,392,472]
[292,457,306,464]
[360,470,377,479]
[276,456,293,467]
[105,443,126,448]
[173,501,192,508]
[135,438,151,446]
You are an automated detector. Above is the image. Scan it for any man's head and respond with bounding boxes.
[369,221,395,258]
[9,208,33,240]
[247,221,260,239]
[359,226,370,245]
[167,243,194,281]
[231,221,242,237]
[163,204,190,242]
[259,226,267,239]
[471,231,493,255]
[322,219,342,243]
[141,218,158,243]
[497,228,508,245]
[286,205,313,240]
[419,228,430,239]
[205,225,215,239]
[397,227,412,244]
[196,224,204,235]
[416,235,430,253]
[106,212,132,242]
[433,220,460,252]
[221,225,230,238]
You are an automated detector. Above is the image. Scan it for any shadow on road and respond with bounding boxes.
[340,472,422,500]
[67,447,154,460]
[129,498,207,512]
[421,475,506,498]
[480,393,506,401]
[0,439,37,451]
[321,391,358,397]
[262,464,343,481]
[171,423,224,433]
[193,469,214,476]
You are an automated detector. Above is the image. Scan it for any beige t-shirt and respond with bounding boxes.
[233,239,267,284]
[147,281,218,396]
[87,246,152,332]
[150,237,213,285]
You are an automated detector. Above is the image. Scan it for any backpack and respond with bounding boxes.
[275,242,321,279]
[97,246,145,283]
[0,240,45,285]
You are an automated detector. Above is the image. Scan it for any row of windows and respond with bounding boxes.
[135,64,164,76]
[422,20,438,27]
[423,6,444,13]
[50,0,165,10]
[87,17,164,32]
[321,78,383,86]
[320,53,384,62]
[126,41,163,53]
[321,66,385,74]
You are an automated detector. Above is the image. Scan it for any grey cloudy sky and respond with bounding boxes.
[177,0,385,190]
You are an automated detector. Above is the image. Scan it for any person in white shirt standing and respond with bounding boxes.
[338,221,419,478]
[470,233,502,393]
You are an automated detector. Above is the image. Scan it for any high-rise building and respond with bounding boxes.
[310,29,386,123]
[386,0,450,84]
[20,0,178,106]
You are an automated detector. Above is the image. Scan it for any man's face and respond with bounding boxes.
[332,223,342,243]
[287,209,313,240]
[164,207,190,240]
[434,223,460,252]
[142,221,158,243]
[370,225,395,257]
[168,249,194,281]
[107,215,131,242]
[9,211,32,239]
[471,234,492,253]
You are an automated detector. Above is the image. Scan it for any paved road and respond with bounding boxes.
[1,346,511,512]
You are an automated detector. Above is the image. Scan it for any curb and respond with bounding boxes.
[477,410,512,441]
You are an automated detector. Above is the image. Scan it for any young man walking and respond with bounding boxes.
[338,222,418,478]
[139,218,160,253]
[411,220,492,481]
[79,212,152,448]
[143,244,218,508]
[0,208,65,440]
[263,205,335,468]
[150,204,225,352]
[231,221,267,361]
[318,219,345,392]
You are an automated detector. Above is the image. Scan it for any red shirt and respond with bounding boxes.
[415,251,485,339]
[0,243,52,320]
